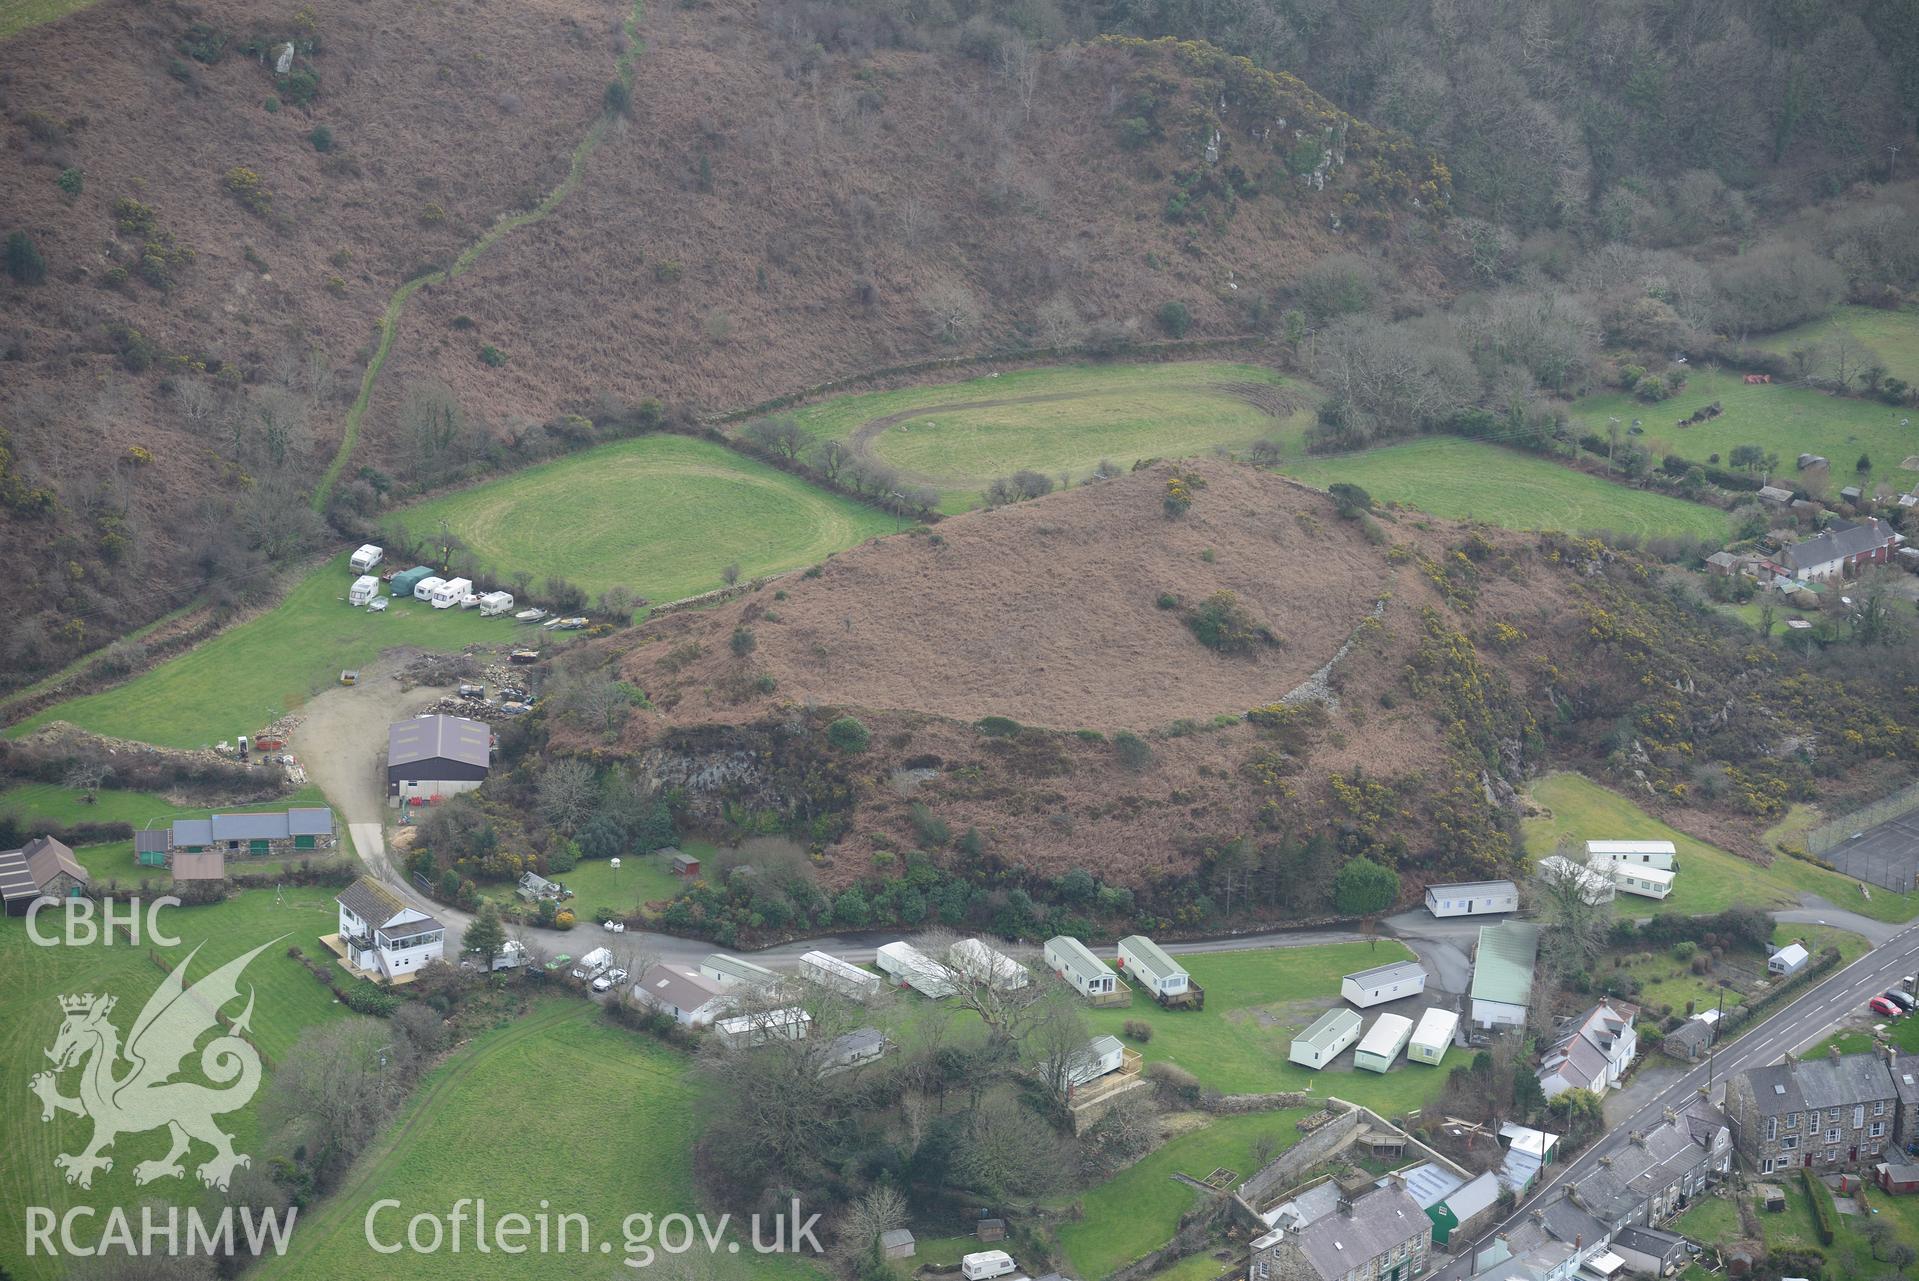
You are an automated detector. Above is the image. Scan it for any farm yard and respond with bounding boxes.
[254,1000,825,1281]
[392,435,896,601]
[1571,366,1919,500]
[6,551,515,750]
[1282,437,1733,541]
[1521,773,1919,923]
[1757,304,1919,386]
[782,361,1309,512]
[0,889,350,1281]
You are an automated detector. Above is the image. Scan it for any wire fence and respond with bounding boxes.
[1806,780,1919,854]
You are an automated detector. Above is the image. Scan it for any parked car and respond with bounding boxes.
[604,968,627,984]
[1869,996,1902,1018]
[1883,989,1916,1011]
[591,974,617,992]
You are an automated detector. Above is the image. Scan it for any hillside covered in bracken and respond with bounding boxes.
[0,0,1442,685]
[489,459,1919,940]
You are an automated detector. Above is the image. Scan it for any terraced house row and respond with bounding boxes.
[1724,1046,1919,1174]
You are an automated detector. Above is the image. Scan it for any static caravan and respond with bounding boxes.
[412,575,447,603]
[798,950,881,999]
[876,942,955,998]
[1584,840,1676,871]
[1065,1034,1126,1090]
[348,575,381,607]
[1116,935,1189,997]
[1611,864,1674,900]
[1537,855,1616,904]
[1044,935,1118,1000]
[1289,1007,1363,1069]
[701,952,778,988]
[949,938,1030,990]
[714,1007,812,1049]
[1408,1008,1459,1065]
[1341,960,1428,1008]
[1353,1012,1415,1073]
[432,577,473,609]
[1424,879,1520,918]
[478,591,515,616]
[350,544,384,574]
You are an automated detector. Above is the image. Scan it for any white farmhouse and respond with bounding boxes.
[633,964,732,1026]
[335,876,445,981]
[1537,999,1639,1099]
[1341,960,1428,1008]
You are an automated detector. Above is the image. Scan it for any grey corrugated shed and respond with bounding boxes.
[171,819,214,846]
[1472,922,1540,1005]
[210,811,291,842]
[388,714,491,769]
[288,807,334,836]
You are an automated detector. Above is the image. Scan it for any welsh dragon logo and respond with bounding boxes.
[31,937,284,1191]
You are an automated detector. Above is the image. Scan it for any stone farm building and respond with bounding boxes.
[388,713,491,803]
[153,807,336,861]
[0,835,88,914]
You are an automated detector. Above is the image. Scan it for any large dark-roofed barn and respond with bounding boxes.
[387,714,491,804]
[0,836,90,915]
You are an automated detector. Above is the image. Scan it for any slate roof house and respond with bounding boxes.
[1538,1000,1639,1099]
[167,807,335,857]
[1725,1050,1899,1174]
[0,835,89,914]
[388,714,491,803]
[1889,1051,1919,1149]
[1564,1099,1731,1228]
[1783,517,1897,581]
[1248,1178,1430,1281]
[335,876,445,980]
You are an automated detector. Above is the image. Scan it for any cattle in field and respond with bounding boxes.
[1744,374,1772,384]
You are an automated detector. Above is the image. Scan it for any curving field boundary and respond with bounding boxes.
[310,0,648,512]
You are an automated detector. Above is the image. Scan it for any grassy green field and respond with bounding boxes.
[257,1000,822,1280]
[1626,923,1867,1020]
[0,889,351,1279]
[1572,367,1919,498]
[544,849,685,917]
[1758,305,1919,386]
[0,0,92,40]
[393,435,896,600]
[6,552,517,749]
[1522,772,1919,923]
[1672,1171,1919,1277]
[1083,943,1446,1117]
[1057,1108,1311,1279]
[783,362,1307,513]
[1282,438,1733,541]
